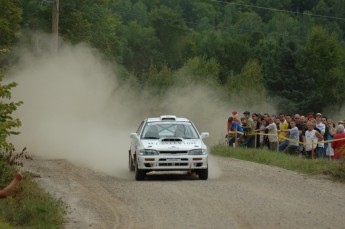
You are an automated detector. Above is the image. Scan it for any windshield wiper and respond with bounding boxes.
[143,137,159,139]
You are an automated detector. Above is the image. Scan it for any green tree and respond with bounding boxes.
[149,6,188,68]
[174,56,220,87]
[0,0,22,49]
[257,38,312,113]
[116,21,162,75]
[0,72,22,158]
[144,64,174,95]
[225,59,267,107]
[302,26,345,111]
[0,0,22,69]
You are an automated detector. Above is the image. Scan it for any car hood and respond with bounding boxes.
[141,138,206,150]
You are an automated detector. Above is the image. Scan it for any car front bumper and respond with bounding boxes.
[137,155,208,171]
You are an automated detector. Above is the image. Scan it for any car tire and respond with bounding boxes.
[135,161,145,181]
[197,168,208,180]
[128,152,135,171]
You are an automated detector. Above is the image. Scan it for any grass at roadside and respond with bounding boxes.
[0,160,65,228]
[211,145,345,181]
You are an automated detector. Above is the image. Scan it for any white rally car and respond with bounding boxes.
[129,115,209,180]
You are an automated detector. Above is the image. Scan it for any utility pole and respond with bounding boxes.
[52,0,59,53]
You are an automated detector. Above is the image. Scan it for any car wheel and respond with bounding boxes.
[128,152,135,171]
[197,168,208,180]
[135,161,145,181]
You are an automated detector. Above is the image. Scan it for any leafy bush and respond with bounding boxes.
[0,71,28,166]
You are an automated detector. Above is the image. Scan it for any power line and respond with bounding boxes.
[211,0,345,21]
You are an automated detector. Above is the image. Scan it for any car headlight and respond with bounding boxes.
[189,149,206,155]
[139,149,159,156]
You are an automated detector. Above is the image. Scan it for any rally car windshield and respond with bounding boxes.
[141,122,199,139]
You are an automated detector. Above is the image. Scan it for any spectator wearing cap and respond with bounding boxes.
[226,117,243,147]
[232,111,240,124]
[331,125,345,159]
[315,113,326,158]
[278,113,289,152]
[227,112,240,132]
[242,111,256,148]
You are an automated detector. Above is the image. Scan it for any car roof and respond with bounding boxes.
[146,115,190,123]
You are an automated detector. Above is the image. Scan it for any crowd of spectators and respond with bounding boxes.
[226,111,345,159]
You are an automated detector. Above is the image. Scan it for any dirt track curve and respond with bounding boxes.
[23,156,345,229]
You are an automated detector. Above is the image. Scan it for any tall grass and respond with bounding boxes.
[211,145,345,181]
[0,160,65,228]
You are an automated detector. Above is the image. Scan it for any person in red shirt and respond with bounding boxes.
[331,125,345,159]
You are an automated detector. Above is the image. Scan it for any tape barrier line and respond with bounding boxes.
[229,131,345,146]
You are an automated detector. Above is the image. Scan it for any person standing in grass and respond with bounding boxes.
[331,125,345,159]
[279,120,300,155]
[227,117,243,147]
[303,121,323,159]
[255,116,278,151]
[326,119,335,159]
[242,111,256,148]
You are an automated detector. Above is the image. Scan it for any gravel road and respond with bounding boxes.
[23,156,345,229]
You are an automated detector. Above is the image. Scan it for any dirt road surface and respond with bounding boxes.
[23,156,345,229]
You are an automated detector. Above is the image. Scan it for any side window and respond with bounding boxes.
[136,121,144,135]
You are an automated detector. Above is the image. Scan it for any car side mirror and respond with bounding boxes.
[130,133,138,139]
[200,132,209,139]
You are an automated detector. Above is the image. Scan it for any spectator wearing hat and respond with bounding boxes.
[315,113,326,158]
[242,111,256,148]
[331,125,345,159]
[226,117,243,147]
[232,111,240,124]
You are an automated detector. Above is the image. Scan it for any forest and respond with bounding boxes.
[1,0,345,114]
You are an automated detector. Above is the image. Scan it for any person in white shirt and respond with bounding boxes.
[255,116,278,151]
[315,113,326,158]
[303,121,323,159]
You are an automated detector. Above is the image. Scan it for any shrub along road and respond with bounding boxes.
[24,156,345,229]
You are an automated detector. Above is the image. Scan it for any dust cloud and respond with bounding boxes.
[6,35,272,179]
